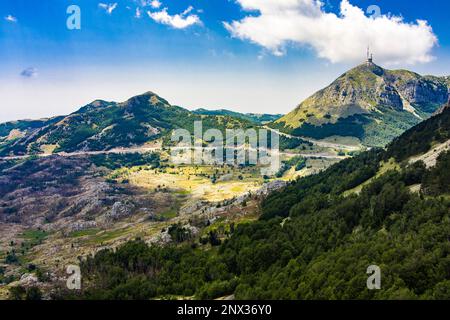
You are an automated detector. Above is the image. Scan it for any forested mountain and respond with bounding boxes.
[0,92,255,156]
[58,100,450,300]
[193,109,282,124]
[272,62,450,147]
[0,117,64,153]
[0,117,64,138]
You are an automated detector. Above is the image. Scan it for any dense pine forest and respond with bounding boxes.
[54,109,450,300]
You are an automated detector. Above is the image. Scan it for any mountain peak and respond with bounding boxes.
[76,100,111,114]
[125,91,159,101]
[346,62,385,77]
[273,63,450,147]
[122,91,170,107]
[136,90,158,97]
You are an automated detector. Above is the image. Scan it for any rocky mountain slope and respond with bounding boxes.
[50,97,450,300]
[272,62,450,146]
[434,97,450,115]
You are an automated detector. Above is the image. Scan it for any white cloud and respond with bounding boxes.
[135,7,142,18]
[98,3,118,14]
[134,0,160,8]
[224,0,438,65]
[148,6,201,29]
[150,0,162,9]
[182,6,194,16]
[5,15,17,23]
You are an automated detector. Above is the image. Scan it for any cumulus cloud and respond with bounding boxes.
[224,0,438,65]
[20,67,38,78]
[98,3,118,14]
[5,15,17,23]
[147,5,201,29]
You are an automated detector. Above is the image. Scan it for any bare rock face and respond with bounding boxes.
[68,220,97,233]
[184,224,199,237]
[19,273,38,286]
[106,201,135,221]
[395,78,449,109]
[257,180,288,196]
[148,229,172,245]
[179,201,208,216]
[378,85,403,111]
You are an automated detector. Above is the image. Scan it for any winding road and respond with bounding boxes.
[0,145,349,161]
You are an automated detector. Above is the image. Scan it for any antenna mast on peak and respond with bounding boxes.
[366,45,373,65]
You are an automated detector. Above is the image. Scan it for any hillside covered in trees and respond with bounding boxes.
[55,108,450,300]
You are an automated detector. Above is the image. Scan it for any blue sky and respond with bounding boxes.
[1,0,450,122]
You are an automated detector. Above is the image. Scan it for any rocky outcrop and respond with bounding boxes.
[394,77,449,110]
[19,273,38,286]
[68,220,97,233]
[106,201,135,221]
